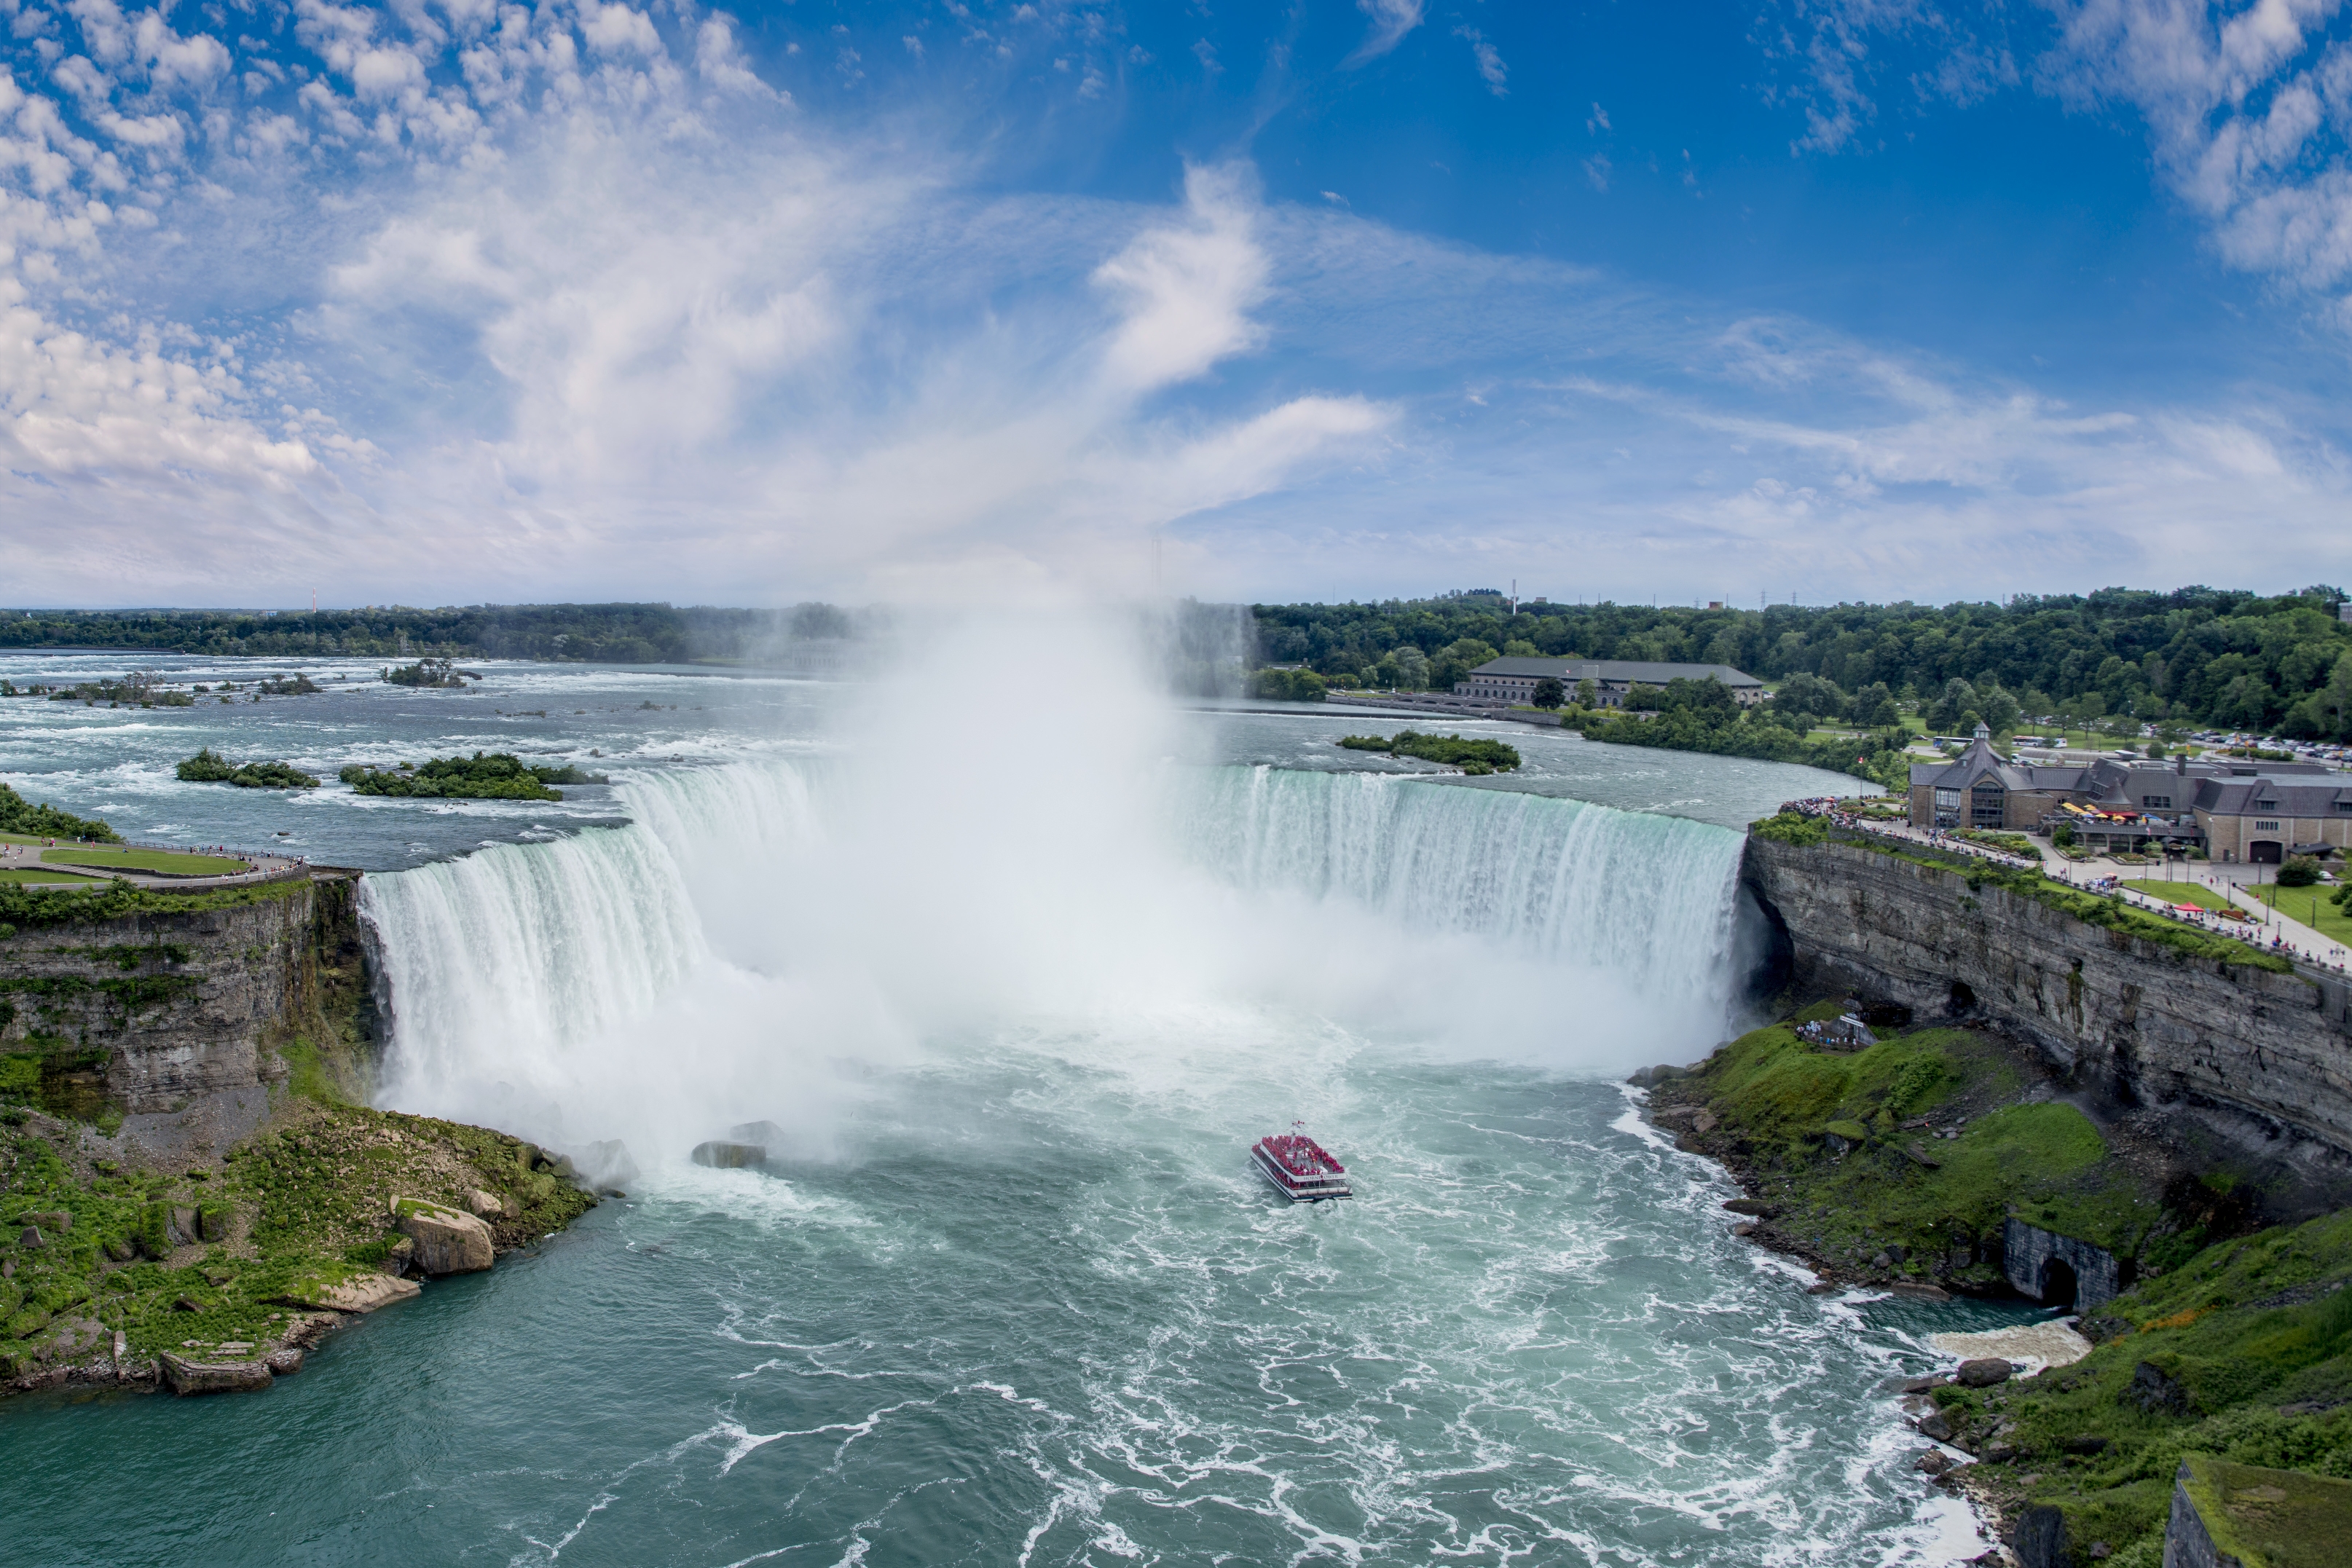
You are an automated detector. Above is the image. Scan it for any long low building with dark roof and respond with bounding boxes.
[1458,658,1764,708]
[1910,726,2351,862]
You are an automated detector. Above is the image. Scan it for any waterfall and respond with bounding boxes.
[361,759,1750,1148]
[1175,765,1743,990]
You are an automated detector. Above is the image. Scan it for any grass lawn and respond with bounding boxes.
[2247,883,2352,945]
[0,866,106,885]
[42,846,250,875]
[2120,878,2240,913]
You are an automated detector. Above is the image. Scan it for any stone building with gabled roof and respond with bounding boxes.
[1457,657,1764,709]
[1909,725,2349,862]
[1909,725,2096,832]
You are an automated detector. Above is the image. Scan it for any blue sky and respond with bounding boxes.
[4,0,2351,608]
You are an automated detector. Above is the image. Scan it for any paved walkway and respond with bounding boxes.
[0,840,312,892]
[1790,803,2351,978]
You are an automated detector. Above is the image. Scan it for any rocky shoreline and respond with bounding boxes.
[1629,1081,2039,1563]
[1,1097,609,1404]
[1633,1001,2352,1567]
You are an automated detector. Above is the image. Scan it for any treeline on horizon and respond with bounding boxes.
[1251,585,2352,740]
[0,602,866,665]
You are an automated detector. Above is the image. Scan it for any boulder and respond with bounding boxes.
[392,1199,494,1275]
[1897,1374,1947,1393]
[2063,1434,2110,1455]
[2010,1504,2068,1568]
[1916,1409,1955,1443]
[728,1121,787,1146]
[264,1347,304,1376]
[386,1236,416,1277]
[160,1353,272,1396]
[464,1189,505,1220]
[691,1140,764,1170]
[1956,1358,2015,1388]
[17,1226,42,1250]
[22,1209,70,1232]
[2124,1359,2191,1416]
[273,1273,422,1314]
[1722,1198,1774,1217]
[575,1138,639,1196]
[170,1205,199,1245]
[1888,1283,1954,1302]
[1914,1448,1951,1476]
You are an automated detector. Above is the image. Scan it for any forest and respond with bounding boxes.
[0,602,865,665]
[1250,586,2352,740]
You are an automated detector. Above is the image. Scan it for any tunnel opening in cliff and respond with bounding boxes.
[2040,1257,2080,1309]
[1732,882,1793,1012]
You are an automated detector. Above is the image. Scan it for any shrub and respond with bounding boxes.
[176,748,235,782]
[1337,732,1521,771]
[2276,856,2321,888]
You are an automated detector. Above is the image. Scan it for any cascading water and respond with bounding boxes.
[362,757,1751,1152]
[1180,763,1744,1012]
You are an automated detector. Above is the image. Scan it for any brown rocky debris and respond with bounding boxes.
[160,1352,272,1396]
[393,1198,494,1275]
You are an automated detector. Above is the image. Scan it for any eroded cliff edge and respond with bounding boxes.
[1739,832,2352,1207]
[1,873,601,1401]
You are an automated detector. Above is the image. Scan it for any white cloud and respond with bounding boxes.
[1455,26,1507,97]
[2042,0,2352,302]
[694,14,774,97]
[1345,0,1424,65]
[1092,163,1269,392]
[578,1,660,59]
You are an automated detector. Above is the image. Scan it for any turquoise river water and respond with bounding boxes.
[0,648,2042,1566]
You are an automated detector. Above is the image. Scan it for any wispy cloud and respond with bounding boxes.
[1455,26,1509,96]
[1345,0,1426,66]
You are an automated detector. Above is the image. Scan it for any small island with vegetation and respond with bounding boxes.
[176,749,320,790]
[1337,730,1522,775]
[382,658,477,688]
[338,751,607,801]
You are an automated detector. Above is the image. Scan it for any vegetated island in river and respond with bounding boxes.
[338,751,607,802]
[1337,732,1522,775]
[176,749,320,789]
[0,802,607,1401]
[1632,808,2352,1566]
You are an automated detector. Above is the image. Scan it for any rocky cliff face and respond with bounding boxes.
[1741,836,2352,1199]
[0,876,369,1116]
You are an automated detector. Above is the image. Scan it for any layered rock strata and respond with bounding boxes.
[0,875,366,1116]
[1741,835,2352,1192]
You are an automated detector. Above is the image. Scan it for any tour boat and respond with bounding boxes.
[1252,1123,1353,1202]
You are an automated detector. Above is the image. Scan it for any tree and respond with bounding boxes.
[1502,639,1540,658]
[1530,677,1565,710]
[2277,856,2321,888]
[1431,638,1501,693]
[1852,680,1899,728]
[1576,678,1598,707]
[1975,684,2023,736]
